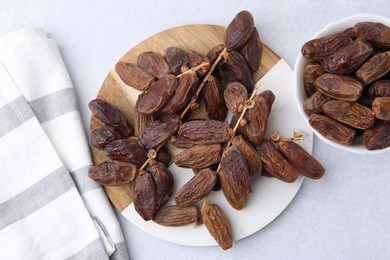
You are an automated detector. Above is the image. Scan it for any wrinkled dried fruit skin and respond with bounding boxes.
[174,169,217,207]
[356,51,390,85]
[314,74,363,101]
[278,141,325,179]
[207,44,225,65]
[115,61,155,91]
[309,114,356,145]
[258,90,275,114]
[256,139,298,183]
[201,204,233,250]
[303,91,331,115]
[220,146,251,210]
[134,171,157,221]
[242,95,269,145]
[372,97,390,120]
[171,135,194,149]
[369,80,390,99]
[301,32,353,61]
[231,135,262,178]
[323,100,375,129]
[137,51,171,78]
[156,148,171,166]
[161,74,198,115]
[139,114,181,149]
[153,205,198,227]
[225,10,254,51]
[104,139,147,165]
[164,47,189,75]
[304,63,324,97]
[146,162,174,209]
[173,144,222,169]
[178,120,231,145]
[322,39,373,74]
[88,160,137,185]
[239,27,262,72]
[90,126,121,149]
[354,22,390,50]
[219,51,254,93]
[89,99,131,137]
[188,50,209,77]
[343,27,356,40]
[134,92,154,136]
[202,76,227,121]
[363,120,390,150]
[137,74,178,116]
[223,81,248,114]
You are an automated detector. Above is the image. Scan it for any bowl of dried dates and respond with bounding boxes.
[294,13,390,154]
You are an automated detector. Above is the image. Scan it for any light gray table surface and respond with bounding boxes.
[1,1,390,259]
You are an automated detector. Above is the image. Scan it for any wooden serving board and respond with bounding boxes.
[90,24,280,212]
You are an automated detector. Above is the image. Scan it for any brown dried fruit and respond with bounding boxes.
[134,92,154,136]
[153,205,199,227]
[88,160,137,185]
[354,22,390,50]
[363,120,390,150]
[137,51,171,78]
[174,169,217,207]
[225,10,254,51]
[90,126,122,149]
[278,141,325,179]
[156,148,171,166]
[309,114,356,145]
[207,44,225,65]
[256,139,298,183]
[202,76,227,121]
[173,144,222,169]
[372,97,390,120]
[304,63,324,97]
[322,39,373,74]
[223,81,248,114]
[301,32,353,61]
[139,114,181,149]
[343,27,356,40]
[170,135,194,149]
[369,80,390,99]
[323,100,375,129]
[258,90,276,114]
[242,95,269,145]
[356,51,390,85]
[201,203,233,250]
[220,146,251,210]
[239,27,262,72]
[134,171,157,221]
[146,162,174,209]
[137,74,178,116]
[188,50,209,77]
[314,74,363,101]
[164,47,189,75]
[231,135,263,178]
[178,120,231,145]
[104,139,147,165]
[303,91,331,115]
[115,61,155,91]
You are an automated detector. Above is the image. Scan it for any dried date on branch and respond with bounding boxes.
[314,74,363,101]
[231,135,262,178]
[178,120,231,145]
[301,32,353,61]
[322,100,375,129]
[207,44,225,65]
[134,171,157,221]
[153,205,199,227]
[90,126,122,149]
[258,90,276,114]
[139,114,181,149]
[303,91,331,115]
[202,76,227,121]
[239,27,262,72]
[356,51,390,86]
[256,139,298,183]
[174,168,217,207]
[201,203,233,250]
[225,10,254,51]
[137,51,171,78]
[242,95,269,145]
[115,61,155,91]
[88,160,137,186]
[137,74,178,116]
[104,139,147,165]
[354,22,390,50]
[304,63,324,97]
[223,81,248,115]
[146,162,174,209]
[369,80,390,99]
[188,50,210,77]
[134,92,154,136]
[170,135,194,149]
[372,97,390,120]
[164,47,189,75]
[363,120,390,150]
[278,141,325,179]
[309,114,356,145]
[173,144,222,169]
[156,148,172,166]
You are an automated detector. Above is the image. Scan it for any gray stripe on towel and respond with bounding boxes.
[66,238,108,260]
[70,165,101,194]
[110,242,129,260]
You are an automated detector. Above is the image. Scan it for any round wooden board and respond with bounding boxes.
[90,24,280,212]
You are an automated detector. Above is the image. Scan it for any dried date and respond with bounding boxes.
[146,162,174,209]
[225,10,254,51]
[134,171,157,221]
[164,47,189,75]
[231,135,262,178]
[104,139,147,165]
[223,81,248,114]
[137,51,171,78]
[207,44,224,65]
[156,148,172,166]
[170,135,194,149]
[356,51,390,85]
[178,120,231,145]
[314,74,363,101]
[88,160,137,185]
[188,50,209,77]
[239,27,262,72]
[354,22,390,50]
[134,92,154,136]
[258,90,275,114]
[115,61,155,91]
[90,126,121,149]
[173,144,222,169]
[303,91,331,115]
[242,95,269,145]
[202,76,227,121]
[304,63,324,97]
[369,80,390,99]
[153,205,199,227]
[372,97,390,120]
[363,120,390,150]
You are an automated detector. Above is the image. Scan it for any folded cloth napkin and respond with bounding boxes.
[0,28,128,260]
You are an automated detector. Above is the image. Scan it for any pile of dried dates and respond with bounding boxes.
[301,22,390,150]
[88,11,325,250]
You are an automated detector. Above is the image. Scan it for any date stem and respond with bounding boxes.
[176,61,209,78]
[270,131,305,143]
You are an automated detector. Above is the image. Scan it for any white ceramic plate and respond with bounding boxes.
[121,59,312,247]
[294,13,390,154]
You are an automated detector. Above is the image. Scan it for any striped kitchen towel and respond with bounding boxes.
[0,28,128,259]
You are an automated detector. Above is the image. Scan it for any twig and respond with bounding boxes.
[176,61,209,78]
[270,131,305,143]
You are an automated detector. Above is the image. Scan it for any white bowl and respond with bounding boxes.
[294,13,390,154]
